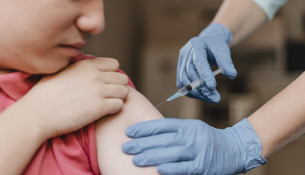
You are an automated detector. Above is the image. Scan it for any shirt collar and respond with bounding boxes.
[0,53,93,101]
[0,72,41,100]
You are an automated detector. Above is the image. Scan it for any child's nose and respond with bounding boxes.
[76,1,105,35]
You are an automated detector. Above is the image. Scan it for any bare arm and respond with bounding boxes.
[248,72,305,158]
[96,86,163,175]
[212,0,267,45]
[0,107,45,175]
[0,58,128,175]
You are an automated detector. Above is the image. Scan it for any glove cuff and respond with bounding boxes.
[233,118,266,172]
[199,23,233,45]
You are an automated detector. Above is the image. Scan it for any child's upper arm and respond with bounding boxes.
[95,86,163,175]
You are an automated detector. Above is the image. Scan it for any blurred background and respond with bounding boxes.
[83,0,305,174]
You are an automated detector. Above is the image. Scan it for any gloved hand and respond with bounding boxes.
[123,118,266,175]
[177,23,237,102]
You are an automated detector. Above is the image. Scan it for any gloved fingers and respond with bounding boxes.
[177,43,193,89]
[183,50,220,102]
[192,48,217,89]
[207,42,237,79]
[187,86,221,103]
[132,146,194,167]
[122,133,178,154]
[199,86,221,103]
[186,86,209,102]
[125,118,183,138]
[185,50,202,82]
[158,161,198,175]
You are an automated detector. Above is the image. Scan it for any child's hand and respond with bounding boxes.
[16,57,129,138]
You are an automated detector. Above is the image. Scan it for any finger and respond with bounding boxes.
[158,161,199,175]
[207,43,237,79]
[132,146,194,167]
[101,85,129,99]
[201,88,220,103]
[187,87,209,102]
[177,42,193,88]
[90,57,120,72]
[188,87,220,103]
[185,49,200,82]
[185,56,208,101]
[123,133,179,154]
[185,50,220,102]
[126,118,183,138]
[100,98,124,116]
[192,48,216,89]
[102,72,129,85]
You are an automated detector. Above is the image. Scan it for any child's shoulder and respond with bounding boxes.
[73,53,135,88]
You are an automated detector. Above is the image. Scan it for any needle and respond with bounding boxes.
[155,68,223,108]
[155,100,167,108]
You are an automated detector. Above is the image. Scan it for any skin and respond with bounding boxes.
[248,72,305,158]
[208,0,305,159]
[0,0,130,174]
[96,86,161,174]
[118,1,303,173]
[0,0,104,74]
[0,0,297,174]
[212,0,267,45]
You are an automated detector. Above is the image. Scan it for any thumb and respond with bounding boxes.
[158,162,197,175]
[126,118,182,138]
[90,57,120,72]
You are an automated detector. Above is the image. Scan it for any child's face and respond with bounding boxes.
[0,0,104,74]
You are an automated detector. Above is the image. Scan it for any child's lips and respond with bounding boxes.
[58,43,84,57]
[61,42,85,49]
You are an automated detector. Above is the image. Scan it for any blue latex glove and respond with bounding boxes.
[177,23,237,102]
[123,118,266,175]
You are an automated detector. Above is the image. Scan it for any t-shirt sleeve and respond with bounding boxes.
[74,124,101,175]
[253,0,287,20]
[75,69,135,175]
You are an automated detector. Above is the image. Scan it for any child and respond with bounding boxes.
[0,0,162,174]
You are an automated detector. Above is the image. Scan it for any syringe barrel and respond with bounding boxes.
[177,79,204,96]
[187,68,223,90]
[177,86,189,96]
[171,68,223,101]
[189,79,204,89]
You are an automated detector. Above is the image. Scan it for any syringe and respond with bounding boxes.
[167,68,223,102]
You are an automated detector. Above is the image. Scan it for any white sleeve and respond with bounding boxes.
[253,0,287,20]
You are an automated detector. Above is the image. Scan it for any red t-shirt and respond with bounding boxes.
[0,54,134,175]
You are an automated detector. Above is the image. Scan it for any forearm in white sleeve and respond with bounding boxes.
[253,0,287,20]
